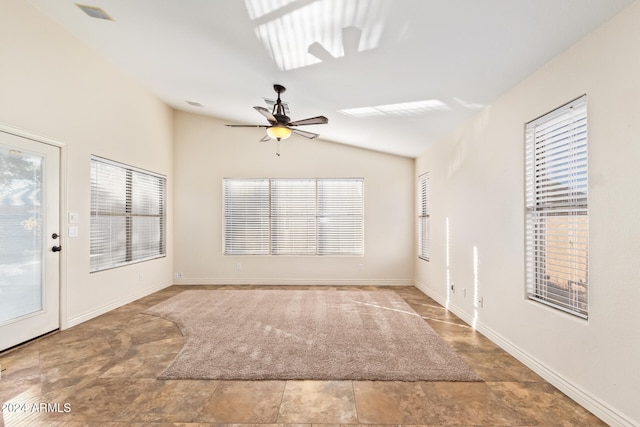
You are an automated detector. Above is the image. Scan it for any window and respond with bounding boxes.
[525,95,588,318]
[224,178,363,256]
[418,173,429,261]
[90,156,166,272]
[223,179,270,255]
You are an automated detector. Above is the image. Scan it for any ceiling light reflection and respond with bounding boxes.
[338,100,450,118]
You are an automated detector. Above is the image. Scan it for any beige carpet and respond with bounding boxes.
[144,289,481,381]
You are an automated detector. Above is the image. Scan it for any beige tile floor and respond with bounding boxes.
[0,285,606,426]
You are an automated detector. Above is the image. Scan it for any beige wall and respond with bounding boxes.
[173,111,414,285]
[415,2,640,425]
[0,0,174,326]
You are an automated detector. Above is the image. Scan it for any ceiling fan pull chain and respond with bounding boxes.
[276,140,281,156]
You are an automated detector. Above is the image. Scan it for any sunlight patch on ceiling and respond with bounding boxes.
[454,97,485,110]
[338,100,450,118]
[245,0,297,19]
[244,0,387,70]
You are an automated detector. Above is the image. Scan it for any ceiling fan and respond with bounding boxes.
[226,84,328,154]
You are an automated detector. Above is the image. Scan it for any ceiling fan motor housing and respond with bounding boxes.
[274,114,290,124]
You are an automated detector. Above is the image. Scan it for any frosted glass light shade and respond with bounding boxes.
[266,125,292,140]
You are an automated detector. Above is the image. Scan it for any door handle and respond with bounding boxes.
[52,246,62,252]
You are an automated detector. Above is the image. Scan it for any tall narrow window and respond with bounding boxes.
[318,179,364,255]
[525,95,588,318]
[223,178,363,256]
[418,173,430,261]
[271,179,317,255]
[223,179,270,255]
[90,157,166,272]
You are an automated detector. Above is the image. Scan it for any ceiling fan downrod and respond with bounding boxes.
[272,84,289,122]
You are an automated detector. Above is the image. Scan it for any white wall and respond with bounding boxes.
[173,111,414,285]
[0,0,174,326]
[415,2,640,425]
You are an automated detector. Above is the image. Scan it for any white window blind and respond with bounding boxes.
[418,173,429,261]
[223,178,364,256]
[271,179,317,255]
[525,95,588,318]
[318,179,364,255]
[90,157,166,272]
[223,179,270,255]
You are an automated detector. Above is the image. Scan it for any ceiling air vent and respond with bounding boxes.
[75,4,113,21]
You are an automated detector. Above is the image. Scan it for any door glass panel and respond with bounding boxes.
[0,144,43,323]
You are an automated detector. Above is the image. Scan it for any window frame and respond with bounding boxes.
[524,95,589,318]
[223,177,364,256]
[90,156,166,272]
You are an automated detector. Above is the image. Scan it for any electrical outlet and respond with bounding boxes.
[358,263,364,271]
[236,263,242,271]
[175,272,183,279]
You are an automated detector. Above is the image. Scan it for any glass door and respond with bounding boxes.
[0,129,60,351]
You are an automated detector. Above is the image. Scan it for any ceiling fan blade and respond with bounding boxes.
[225,124,269,128]
[254,106,277,124]
[292,128,319,139]
[259,134,271,142]
[288,116,329,126]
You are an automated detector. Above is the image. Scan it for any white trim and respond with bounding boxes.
[475,322,635,427]
[175,278,413,286]
[66,280,172,327]
[414,281,635,427]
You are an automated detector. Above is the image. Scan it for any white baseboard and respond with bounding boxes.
[174,278,414,286]
[414,280,636,427]
[65,280,172,328]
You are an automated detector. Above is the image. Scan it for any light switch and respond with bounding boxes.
[68,212,79,224]
[68,226,79,238]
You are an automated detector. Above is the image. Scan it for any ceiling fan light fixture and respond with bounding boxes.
[266,125,292,141]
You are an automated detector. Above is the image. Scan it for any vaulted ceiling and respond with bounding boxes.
[29,0,634,157]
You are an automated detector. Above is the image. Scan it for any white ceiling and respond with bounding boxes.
[28,0,634,157]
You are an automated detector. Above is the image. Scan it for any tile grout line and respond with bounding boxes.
[351,379,361,424]
[275,379,289,424]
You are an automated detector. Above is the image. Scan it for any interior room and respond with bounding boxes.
[1,0,639,425]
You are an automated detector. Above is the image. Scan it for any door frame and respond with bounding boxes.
[0,122,68,331]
